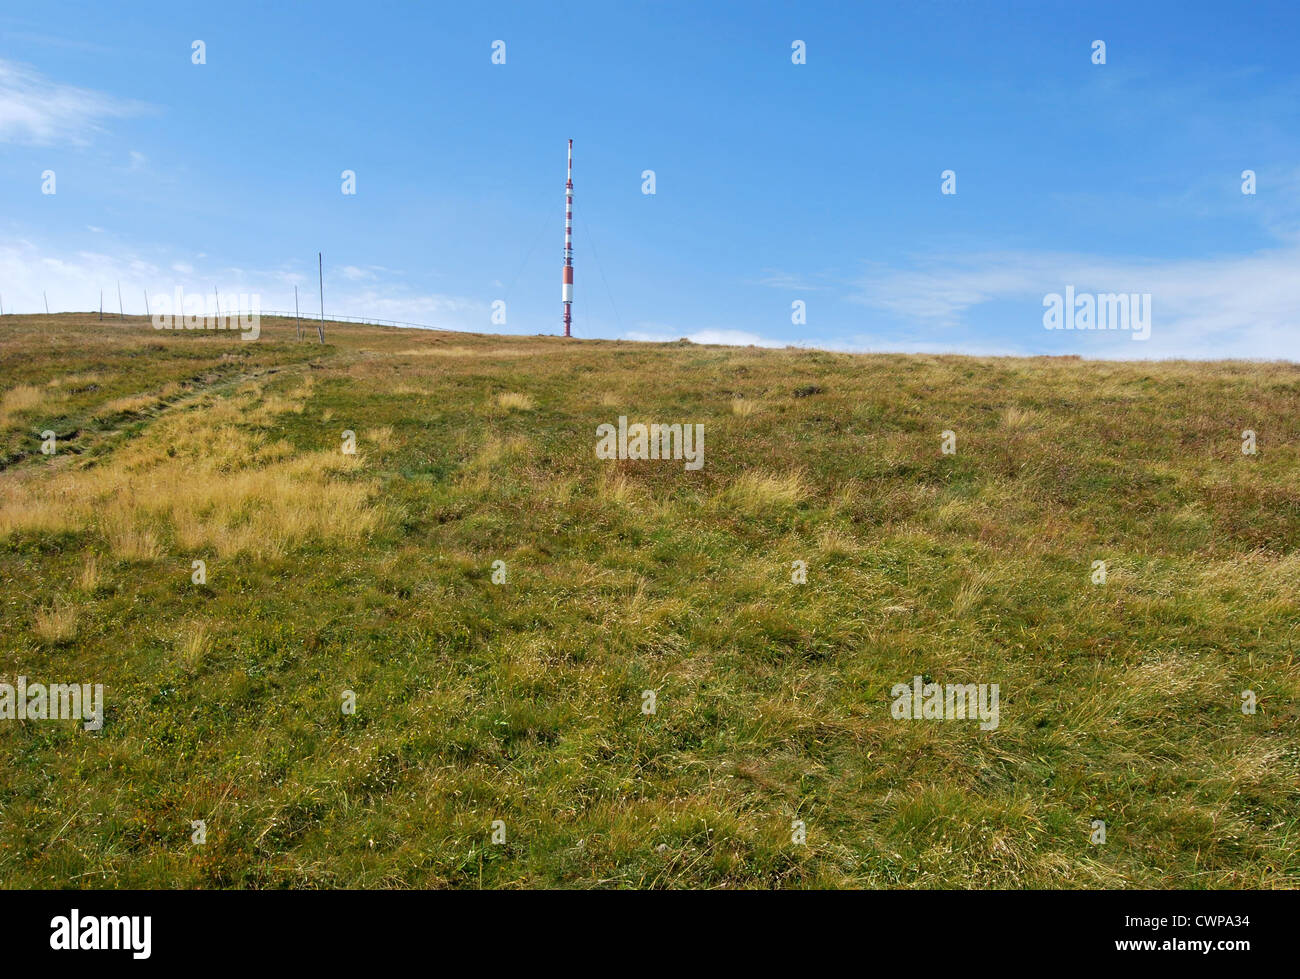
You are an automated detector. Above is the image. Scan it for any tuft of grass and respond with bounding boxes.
[178,623,213,672]
[33,599,77,644]
[496,391,535,412]
[1001,405,1039,429]
[93,393,160,420]
[721,470,808,512]
[103,515,162,562]
[816,524,856,558]
[77,553,101,593]
[597,469,641,506]
[950,580,984,617]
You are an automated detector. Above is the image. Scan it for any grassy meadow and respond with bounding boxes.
[1,312,1298,888]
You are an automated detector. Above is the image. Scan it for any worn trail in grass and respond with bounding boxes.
[1,314,1297,887]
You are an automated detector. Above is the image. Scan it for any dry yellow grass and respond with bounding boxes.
[78,553,101,593]
[396,345,474,357]
[730,397,759,417]
[1001,405,1040,429]
[260,379,312,416]
[103,514,163,561]
[950,580,985,618]
[370,424,396,451]
[496,392,535,412]
[94,393,160,419]
[0,477,81,536]
[935,497,980,532]
[0,384,43,422]
[178,623,213,672]
[721,470,808,512]
[0,377,384,561]
[597,469,640,506]
[816,524,857,557]
[398,345,547,359]
[391,383,432,396]
[46,372,101,389]
[164,451,377,558]
[33,599,77,644]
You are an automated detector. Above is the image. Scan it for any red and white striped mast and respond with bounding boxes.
[562,138,574,337]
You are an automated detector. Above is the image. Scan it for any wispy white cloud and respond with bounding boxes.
[0,238,484,328]
[0,58,147,145]
[851,247,1300,360]
[620,324,1022,356]
[0,32,117,56]
[623,327,789,348]
[752,269,834,292]
[326,288,481,326]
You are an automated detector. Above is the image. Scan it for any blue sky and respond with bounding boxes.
[2,0,1299,358]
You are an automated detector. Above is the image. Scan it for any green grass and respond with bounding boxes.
[1,313,1298,888]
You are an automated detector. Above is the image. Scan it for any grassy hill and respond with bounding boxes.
[1,313,1298,888]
